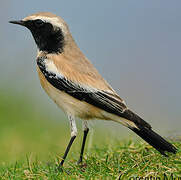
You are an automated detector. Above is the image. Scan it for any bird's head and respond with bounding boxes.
[9,12,71,54]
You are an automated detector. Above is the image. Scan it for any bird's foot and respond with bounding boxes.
[77,158,82,165]
[77,159,87,171]
[57,164,71,175]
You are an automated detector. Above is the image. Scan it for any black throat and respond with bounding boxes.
[26,20,65,54]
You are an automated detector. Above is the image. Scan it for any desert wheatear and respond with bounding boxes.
[10,12,177,168]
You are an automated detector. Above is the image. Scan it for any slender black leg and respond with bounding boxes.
[77,128,89,164]
[58,135,76,170]
[58,114,77,171]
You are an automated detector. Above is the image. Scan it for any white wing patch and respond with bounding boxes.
[39,57,97,92]
[44,59,63,78]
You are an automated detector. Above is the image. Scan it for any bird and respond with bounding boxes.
[9,12,177,169]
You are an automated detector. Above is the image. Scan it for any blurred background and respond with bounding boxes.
[0,0,181,162]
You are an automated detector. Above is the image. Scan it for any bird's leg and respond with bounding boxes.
[58,115,77,170]
[77,121,89,164]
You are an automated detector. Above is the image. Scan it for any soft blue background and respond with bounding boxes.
[1,0,181,135]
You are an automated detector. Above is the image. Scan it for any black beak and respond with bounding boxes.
[9,20,26,26]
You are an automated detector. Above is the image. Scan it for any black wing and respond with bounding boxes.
[37,57,151,128]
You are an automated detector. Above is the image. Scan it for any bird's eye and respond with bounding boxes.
[34,19,44,27]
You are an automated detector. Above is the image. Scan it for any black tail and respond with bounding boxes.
[130,126,177,156]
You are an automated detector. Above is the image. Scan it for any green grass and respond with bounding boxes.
[0,90,181,179]
[0,141,180,179]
